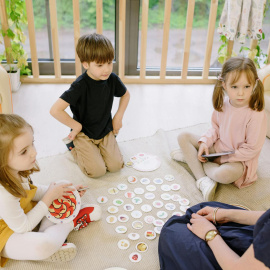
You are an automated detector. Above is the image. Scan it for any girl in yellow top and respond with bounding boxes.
[0,114,101,266]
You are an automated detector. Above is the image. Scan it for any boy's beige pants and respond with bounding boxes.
[71,131,123,178]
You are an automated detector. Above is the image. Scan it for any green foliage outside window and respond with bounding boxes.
[147,0,225,29]
[32,0,115,30]
[31,0,224,30]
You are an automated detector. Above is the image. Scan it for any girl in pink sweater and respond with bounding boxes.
[176,57,267,201]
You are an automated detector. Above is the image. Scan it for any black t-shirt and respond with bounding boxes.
[60,72,127,140]
[253,208,270,268]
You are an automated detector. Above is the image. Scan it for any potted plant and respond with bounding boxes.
[0,0,31,92]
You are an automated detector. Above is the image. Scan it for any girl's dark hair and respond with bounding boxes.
[213,57,264,112]
[76,33,114,64]
[0,114,39,198]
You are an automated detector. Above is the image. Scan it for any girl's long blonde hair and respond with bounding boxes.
[213,57,265,112]
[0,114,39,198]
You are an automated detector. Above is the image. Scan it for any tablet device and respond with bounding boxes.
[202,151,234,161]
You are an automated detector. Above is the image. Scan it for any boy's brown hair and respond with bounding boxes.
[0,114,39,198]
[76,33,114,64]
[213,57,265,112]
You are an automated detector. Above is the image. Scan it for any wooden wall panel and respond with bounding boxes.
[202,0,218,79]
[73,0,82,77]
[96,0,103,34]
[0,0,12,63]
[118,0,126,79]
[181,0,195,79]
[49,0,61,78]
[160,0,172,79]
[139,0,149,79]
[25,0,39,78]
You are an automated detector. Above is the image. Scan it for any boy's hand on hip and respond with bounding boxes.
[68,130,79,140]
[112,114,123,135]
[68,122,82,140]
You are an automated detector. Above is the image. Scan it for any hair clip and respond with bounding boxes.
[253,78,259,92]
[217,75,223,81]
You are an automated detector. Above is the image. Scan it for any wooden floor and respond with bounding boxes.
[12,83,214,158]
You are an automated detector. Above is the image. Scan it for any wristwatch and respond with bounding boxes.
[205,229,220,242]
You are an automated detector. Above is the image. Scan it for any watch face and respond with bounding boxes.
[205,230,219,242]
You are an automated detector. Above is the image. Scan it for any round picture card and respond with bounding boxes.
[47,182,81,224]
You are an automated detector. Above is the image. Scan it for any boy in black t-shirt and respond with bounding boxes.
[50,33,130,178]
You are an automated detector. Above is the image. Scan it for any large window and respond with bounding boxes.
[137,0,226,70]
[134,0,226,75]
[20,0,270,76]
[23,0,116,75]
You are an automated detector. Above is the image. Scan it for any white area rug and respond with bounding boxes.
[4,124,270,270]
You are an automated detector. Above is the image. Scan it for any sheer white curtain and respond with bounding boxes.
[218,0,266,43]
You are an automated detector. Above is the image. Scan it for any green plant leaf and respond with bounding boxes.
[218,44,226,53]
[241,46,250,51]
[256,45,261,56]
[6,29,15,39]
[218,55,225,64]
[220,35,227,43]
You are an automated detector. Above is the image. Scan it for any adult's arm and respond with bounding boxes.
[197,206,265,225]
[189,213,268,270]
[208,237,268,270]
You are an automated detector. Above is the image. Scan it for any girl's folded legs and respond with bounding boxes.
[2,204,102,262]
[2,222,73,261]
[203,161,244,184]
[177,131,215,180]
[177,131,243,201]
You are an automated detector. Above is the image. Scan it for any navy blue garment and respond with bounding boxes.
[159,202,255,270]
[253,208,270,268]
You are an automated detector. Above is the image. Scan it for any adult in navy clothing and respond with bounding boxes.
[159,201,270,269]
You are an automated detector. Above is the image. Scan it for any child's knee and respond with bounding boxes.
[177,131,189,145]
[73,151,107,178]
[84,164,106,178]
[107,159,123,173]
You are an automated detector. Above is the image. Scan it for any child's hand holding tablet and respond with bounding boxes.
[202,151,235,161]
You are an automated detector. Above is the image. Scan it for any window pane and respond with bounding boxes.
[23,0,50,59]
[23,0,115,61]
[80,0,116,55]
[56,0,76,59]
[138,0,166,69]
[188,0,225,69]
[137,0,226,71]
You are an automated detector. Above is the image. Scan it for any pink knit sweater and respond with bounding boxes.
[199,96,267,188]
